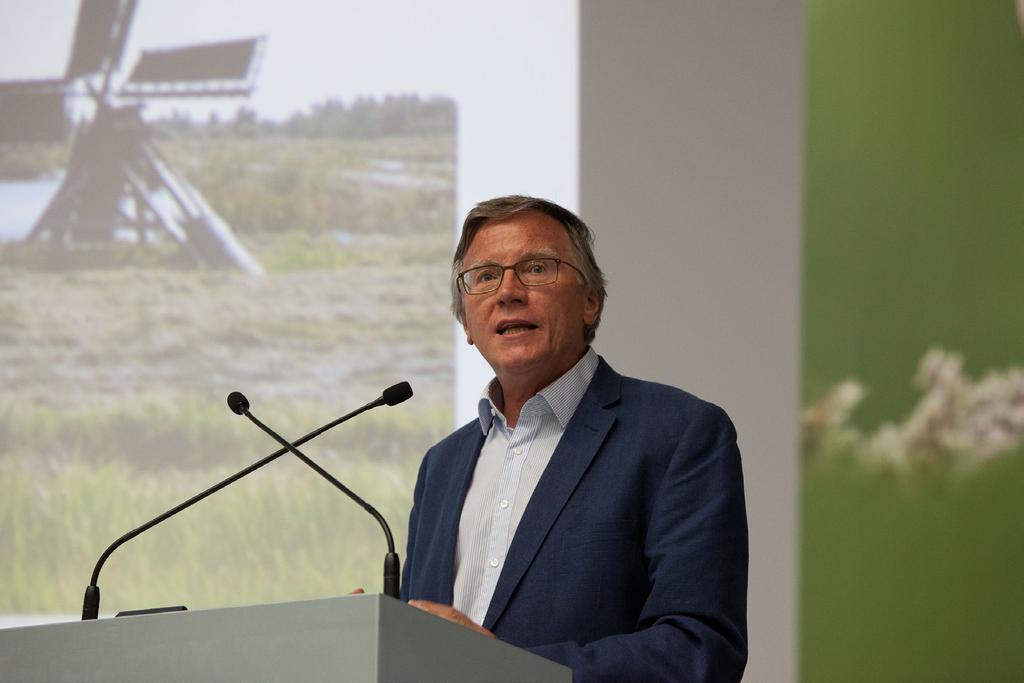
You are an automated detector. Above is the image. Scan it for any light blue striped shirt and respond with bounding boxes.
[452,348,600,625]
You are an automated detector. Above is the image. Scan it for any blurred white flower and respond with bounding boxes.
[802,379,867,457]
[804,348,1024,473]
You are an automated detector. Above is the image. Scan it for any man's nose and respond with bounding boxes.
[496,266,528,302]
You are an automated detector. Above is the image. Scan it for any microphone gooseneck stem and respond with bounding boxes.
[241,409,397,556]
[81,395,387,620]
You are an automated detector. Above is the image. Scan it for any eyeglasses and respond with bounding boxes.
[457,258,584,295]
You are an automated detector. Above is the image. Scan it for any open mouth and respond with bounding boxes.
[497,323,538,336]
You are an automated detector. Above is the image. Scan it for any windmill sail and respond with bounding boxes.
[65,0,137,81]
[0,80,68,144]
[122,38,264,97]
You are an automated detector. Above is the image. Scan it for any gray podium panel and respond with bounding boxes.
[0,594,570,683]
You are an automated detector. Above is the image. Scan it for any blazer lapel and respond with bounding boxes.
[434,427,485,603]
[482,359,622,629]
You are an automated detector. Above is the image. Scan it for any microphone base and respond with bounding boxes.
[383,552,401,599]
[82,584,100,620]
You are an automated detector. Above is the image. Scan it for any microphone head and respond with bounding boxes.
[382,381,413,406]
[226,391,250,415]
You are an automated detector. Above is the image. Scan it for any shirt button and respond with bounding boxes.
[489,558,500,568]
[512,447,523,456]
[499,499,510,509]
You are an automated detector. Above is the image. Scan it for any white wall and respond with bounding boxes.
[579,2,803,681]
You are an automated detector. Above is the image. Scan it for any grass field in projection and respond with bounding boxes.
[0,110,456,616]
[0,401,449,615]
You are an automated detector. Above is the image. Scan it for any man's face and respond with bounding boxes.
[459,211,599,392]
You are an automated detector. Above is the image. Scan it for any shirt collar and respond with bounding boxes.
[476,347,599,434]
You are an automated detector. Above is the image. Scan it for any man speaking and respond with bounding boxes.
[402,196,748,683]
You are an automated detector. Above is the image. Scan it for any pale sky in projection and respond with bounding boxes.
[0,0,574,121]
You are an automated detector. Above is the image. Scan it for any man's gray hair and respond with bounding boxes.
[451,195,608,343]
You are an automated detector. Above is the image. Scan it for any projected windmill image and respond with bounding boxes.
[11,1,263,272]
[0,0,455,622]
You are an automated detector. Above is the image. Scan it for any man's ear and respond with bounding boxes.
[582,291,600,326]
[463,320,475,346]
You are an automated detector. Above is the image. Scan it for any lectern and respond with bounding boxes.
[0,593,570,682]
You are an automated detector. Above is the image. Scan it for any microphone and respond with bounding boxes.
[229,392,405,601]
[81,382,413,620]
[382,382,413,406]
[227,391,250,414]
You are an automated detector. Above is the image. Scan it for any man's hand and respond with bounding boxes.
[408,600,496,638]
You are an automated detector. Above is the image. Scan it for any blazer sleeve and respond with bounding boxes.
[400,445,431,602]
[526,404,748,683]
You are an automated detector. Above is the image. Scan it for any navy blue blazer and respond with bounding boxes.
[402,358,748,683]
